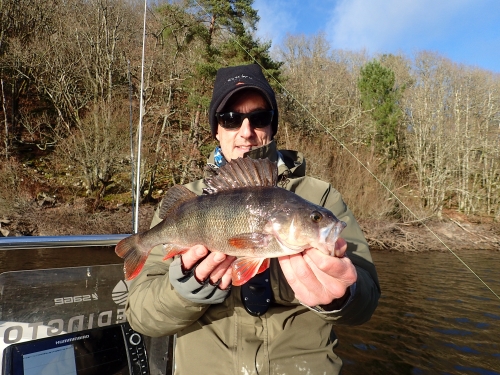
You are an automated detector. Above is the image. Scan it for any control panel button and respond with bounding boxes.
[129,332,142,346]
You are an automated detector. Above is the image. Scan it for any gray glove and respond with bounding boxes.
[169,256,230,304]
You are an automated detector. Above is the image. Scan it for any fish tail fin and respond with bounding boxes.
[115,234,150,280]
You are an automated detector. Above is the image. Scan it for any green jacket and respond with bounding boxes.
[126,141,380,375]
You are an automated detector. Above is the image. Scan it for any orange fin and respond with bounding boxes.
[115,234,151,280]
[231,257,265,286]
[228,233,273,249]
[257,258,270,274]
[162,244,189,260]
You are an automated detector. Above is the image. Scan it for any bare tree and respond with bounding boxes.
[450,67,500,216]
[404,53,454,217]
[276,35,397,218]
[277,34,366,142]
[403,52,500,219]
[28,0,139,201]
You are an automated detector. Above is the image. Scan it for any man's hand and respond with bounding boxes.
[180,245,235,290]
[278,238,357,307]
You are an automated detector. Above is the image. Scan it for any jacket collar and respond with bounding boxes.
[243,140,279,162]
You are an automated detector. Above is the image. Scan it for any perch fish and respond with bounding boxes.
[115,157,346,286]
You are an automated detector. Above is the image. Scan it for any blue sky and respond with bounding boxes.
[252,0,500,73]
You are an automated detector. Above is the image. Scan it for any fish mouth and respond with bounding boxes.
[319,223,335,243]
[326,221,347,244]
[324,221,347,256]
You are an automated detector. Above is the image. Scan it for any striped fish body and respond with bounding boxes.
[115,158,346,285]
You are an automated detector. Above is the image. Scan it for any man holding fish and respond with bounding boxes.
[119,64,380,374]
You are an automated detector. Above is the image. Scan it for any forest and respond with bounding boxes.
[1,0,499,238]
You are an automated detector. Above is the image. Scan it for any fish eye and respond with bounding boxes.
[310,211,323,223]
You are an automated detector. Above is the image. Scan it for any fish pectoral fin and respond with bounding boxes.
[228,233,273,249]
[162,244,189,260]
[231,257,266,286]
[257,258,270,274]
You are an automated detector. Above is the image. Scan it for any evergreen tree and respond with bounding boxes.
[171,0,282,143]
[184,0,281,83]
[358,59,403,160]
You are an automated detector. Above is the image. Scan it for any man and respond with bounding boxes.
[126,64,380,374]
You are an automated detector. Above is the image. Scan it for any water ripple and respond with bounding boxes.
[335,250,500,375]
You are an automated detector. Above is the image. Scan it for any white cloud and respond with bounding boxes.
[326,0,475,53]
[253,0,297,46]
[250,0,499,72]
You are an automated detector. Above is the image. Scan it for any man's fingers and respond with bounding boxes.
[207,255,236,285]
[303,248,357,286]
[287,252,319,287]
[191,251,226,282]
[334,237,348,258]
[278,254,321,304]
[279,249,358,306]
[218,266,234,290]
[302,252,356,300]
[277,255,296,285]
[180,245,235,289]
[181,245,209,270]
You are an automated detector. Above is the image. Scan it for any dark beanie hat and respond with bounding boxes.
[209,64,278,139]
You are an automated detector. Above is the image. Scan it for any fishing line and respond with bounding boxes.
[190,0,500,301]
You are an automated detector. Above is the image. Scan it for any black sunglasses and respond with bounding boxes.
[215,110,274,129]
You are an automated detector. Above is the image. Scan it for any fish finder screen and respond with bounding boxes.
[3,325,131,375]
[23,345,76,375]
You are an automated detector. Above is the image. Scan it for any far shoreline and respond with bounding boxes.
[1,201,499,252]
[360,218,500,252]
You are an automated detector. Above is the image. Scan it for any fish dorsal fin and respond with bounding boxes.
[159,185,197,219]
[204,158,278,194]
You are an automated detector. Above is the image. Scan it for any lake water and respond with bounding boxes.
[335,250,500,375]
[0,246,499,374]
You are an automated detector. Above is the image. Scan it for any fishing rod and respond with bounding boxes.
[128,60,136,234]
[191,0,500,301]
[132,0,148,235]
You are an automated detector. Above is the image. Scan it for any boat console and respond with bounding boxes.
[0,235,173,375]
